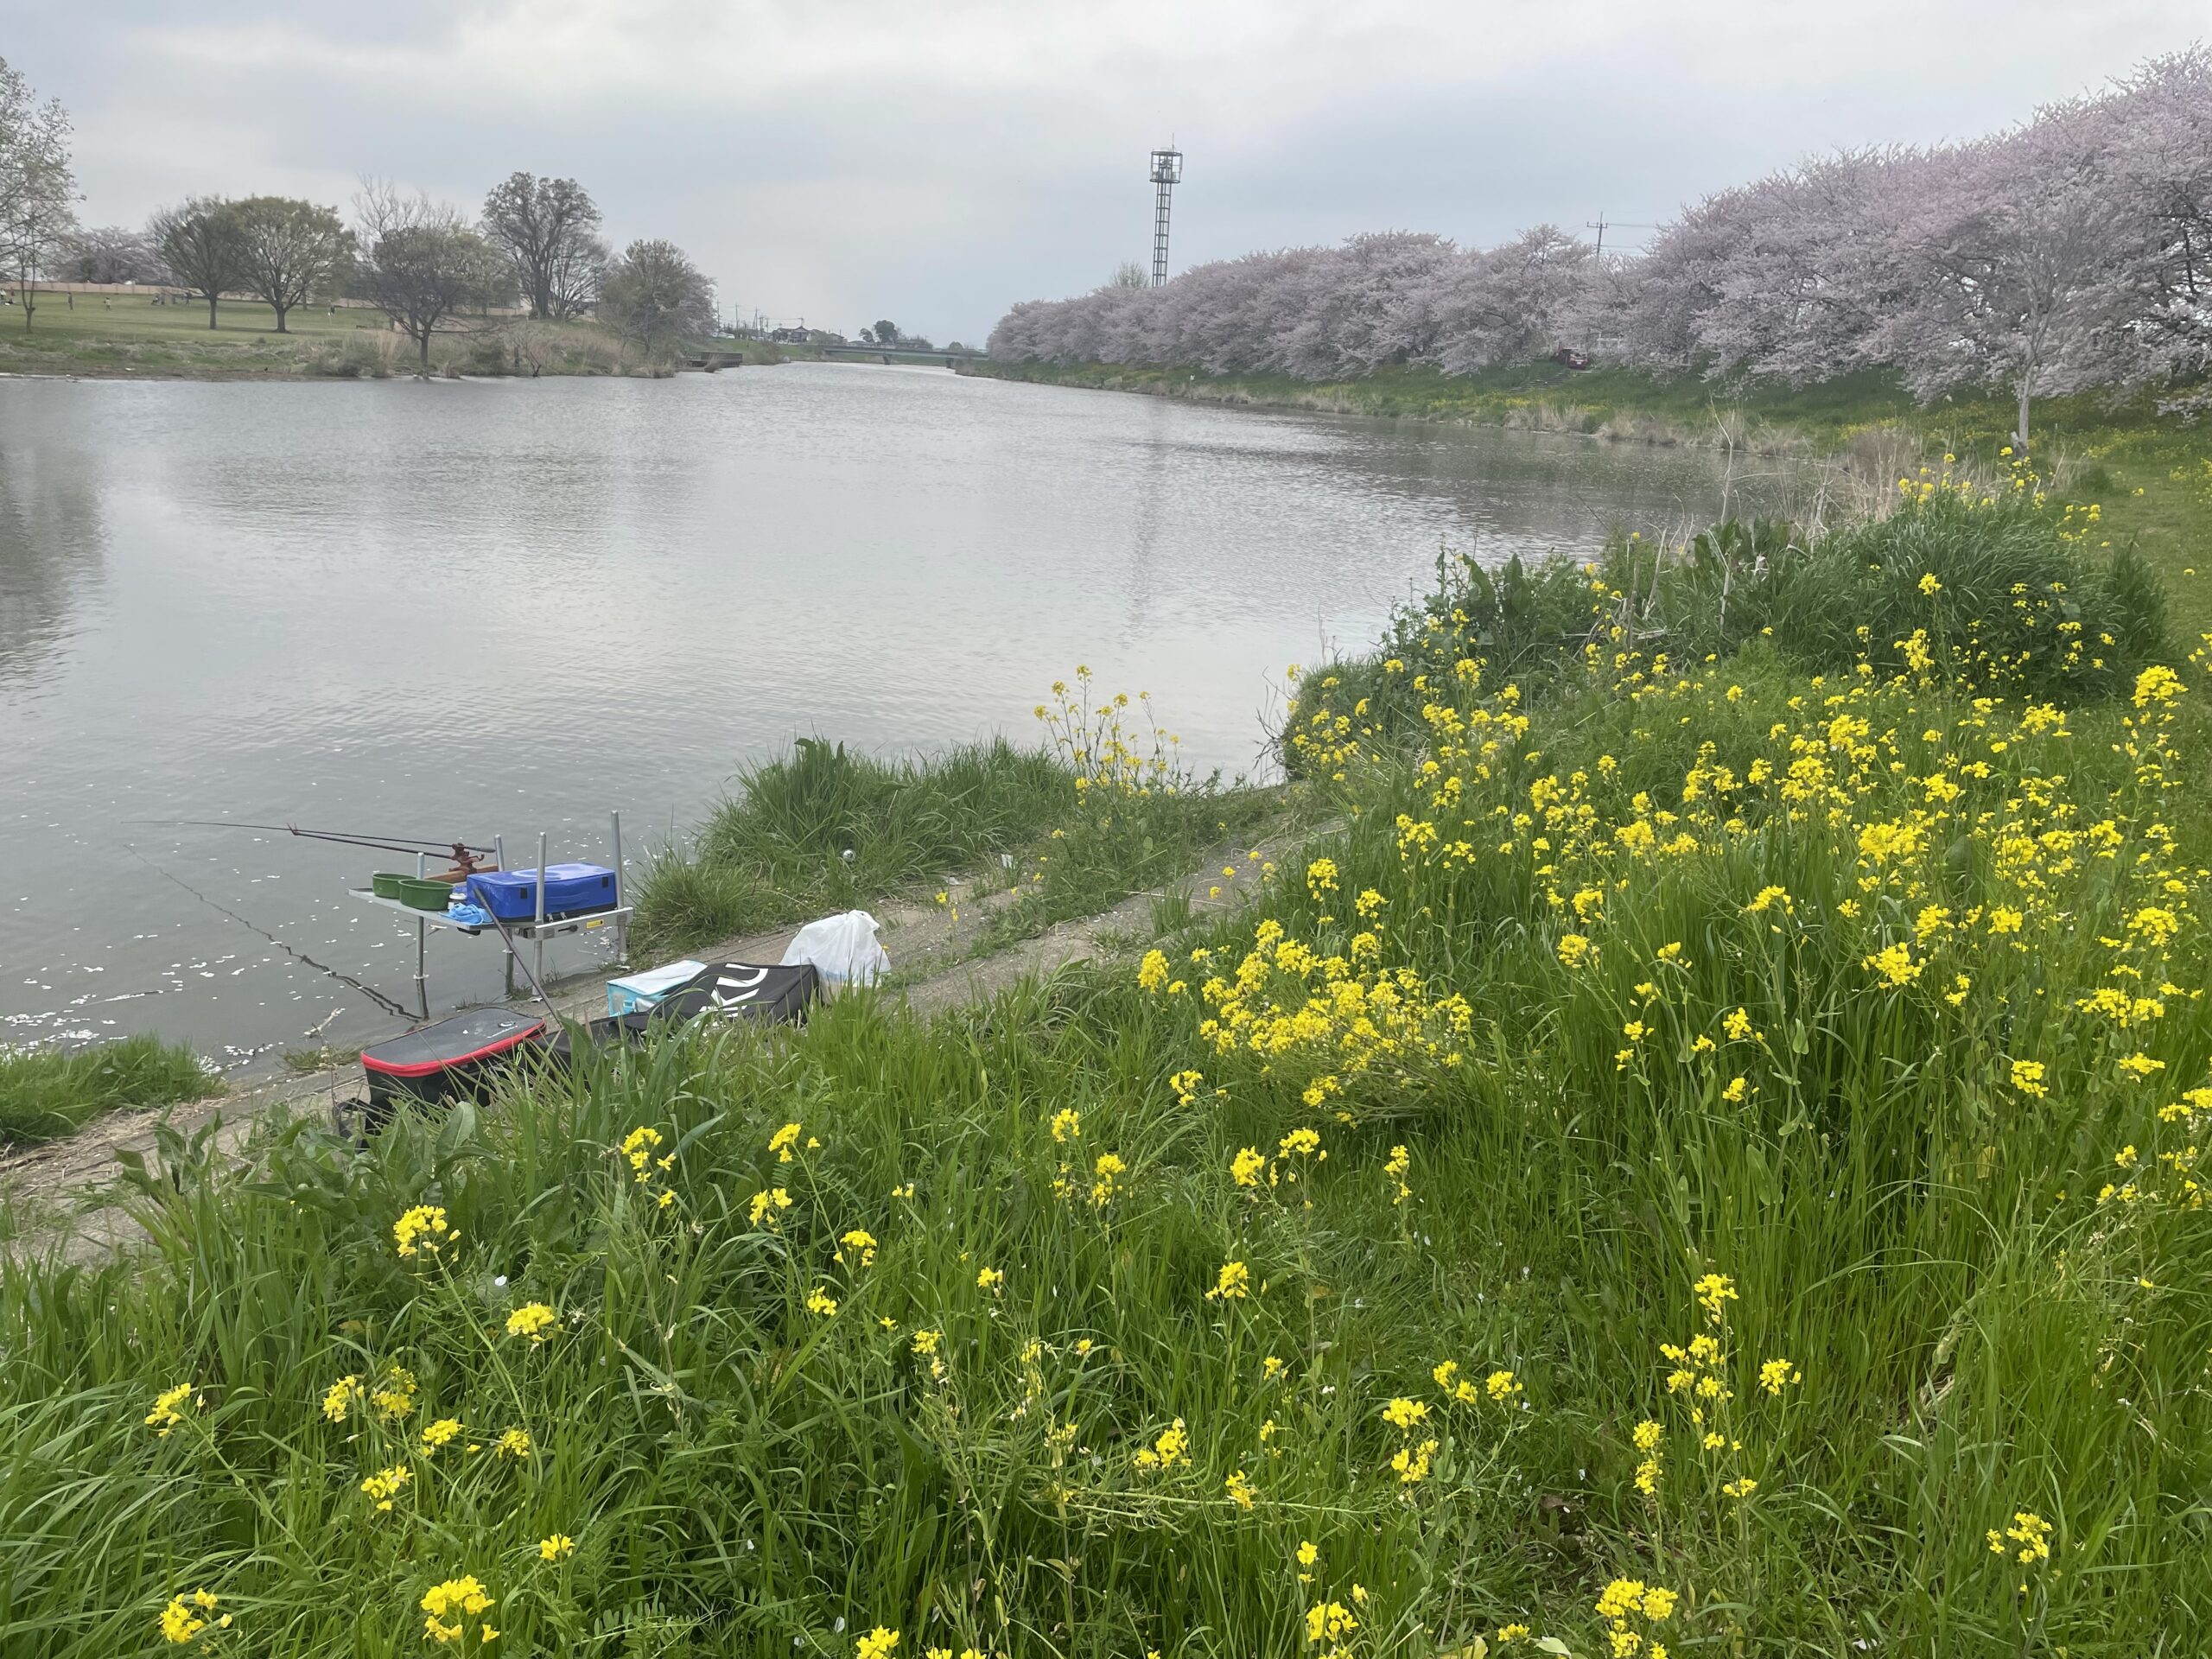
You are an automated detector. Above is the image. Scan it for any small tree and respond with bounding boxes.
[1109,261,1147,289]
[150,198,246,328]
[353,181,503,367]
[871,318,901,346]
[480,172,606,320]
[231,196,352,332]
[598,238,716,361]
[0,55,77,334]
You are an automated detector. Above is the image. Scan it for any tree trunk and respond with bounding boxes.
[272,301,289,334]
[2015,380,2031,452]
[207,292,219,329]
[417,327,431,367]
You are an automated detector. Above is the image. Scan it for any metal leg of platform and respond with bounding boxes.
[412,851,430,1019]
[534,831,549,996]
[611,809,626,967]
[494,834,514,996]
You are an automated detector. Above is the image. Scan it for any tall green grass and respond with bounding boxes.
[0,1035,219,1146]
[4,546,2211,1656]
[632,737,1074,953]
[633,724,1276,961]
[1304,480,2171,770]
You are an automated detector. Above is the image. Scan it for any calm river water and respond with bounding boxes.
[2,363,1777,1066]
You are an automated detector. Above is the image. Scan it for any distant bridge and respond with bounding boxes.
[810,343,984,369]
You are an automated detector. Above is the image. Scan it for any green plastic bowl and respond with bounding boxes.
[372,872,406,900]
[397,877,452,911]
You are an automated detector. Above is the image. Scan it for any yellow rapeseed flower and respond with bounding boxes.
[145,1382,196,1437]
[320,1374,362,1423]
[1206,1261,1253,1301]
[421,1575,494,1646]
[393,1204,454,1259]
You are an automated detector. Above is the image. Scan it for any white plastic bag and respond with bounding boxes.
[780,910,891,987]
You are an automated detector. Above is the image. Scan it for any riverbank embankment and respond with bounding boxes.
[0,299,786,379]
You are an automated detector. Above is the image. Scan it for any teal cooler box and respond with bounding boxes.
[607,960,707,1017]
[467,864,617,922]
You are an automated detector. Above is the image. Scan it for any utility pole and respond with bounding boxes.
[1586,213,1659,259]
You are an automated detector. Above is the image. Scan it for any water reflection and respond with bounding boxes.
[0,365,1770,1065]
[0,443,106,691]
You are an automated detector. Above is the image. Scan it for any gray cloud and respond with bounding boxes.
[11,0,2206,342]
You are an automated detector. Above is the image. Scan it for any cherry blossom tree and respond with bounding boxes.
[987,45,2212,429]
[1868,113,2128,448]
[2095,46,2212,403]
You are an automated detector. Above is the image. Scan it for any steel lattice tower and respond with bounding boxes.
[1148,146,1183,287]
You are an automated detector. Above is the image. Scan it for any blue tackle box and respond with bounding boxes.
[466,863,618,922]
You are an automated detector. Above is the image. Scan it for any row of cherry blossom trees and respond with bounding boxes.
[988,48,2212,443]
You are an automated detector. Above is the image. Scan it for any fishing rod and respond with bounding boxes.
[128,820,498,873]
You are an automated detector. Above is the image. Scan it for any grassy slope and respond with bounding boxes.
[632,695,1284,963]
[5,491,2209,1656]
[969,361,2212,638]
[0,297,783,378]
[0,1035,220,1145]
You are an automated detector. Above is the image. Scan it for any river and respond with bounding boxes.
[1,363,1786,1066]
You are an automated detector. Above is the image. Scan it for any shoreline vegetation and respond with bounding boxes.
[8,447,2212,1654]
[0,295,791,379]
[0,1035,220,1147]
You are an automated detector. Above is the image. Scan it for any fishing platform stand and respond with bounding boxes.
[350,811,631,1018]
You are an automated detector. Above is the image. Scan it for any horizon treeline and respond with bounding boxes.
[988,46,2212,442]
[2,56,718,360]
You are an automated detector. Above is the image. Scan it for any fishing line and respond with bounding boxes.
[127,849,413,1021]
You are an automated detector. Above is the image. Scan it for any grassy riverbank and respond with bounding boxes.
[0,1035,220,1146]
[966,360,2212,635]
[632,685,1283,962]
[0,300,782,378]
[5,475,2211,1654]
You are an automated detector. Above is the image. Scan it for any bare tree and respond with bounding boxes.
[353,181,505,368]
[149,198,245,329]
[230,196,352,333]
[1109,260,1148,289]
[598,238,716,360]
[57,225,168,284]
[0,55,78,334]
[480,172,605,320]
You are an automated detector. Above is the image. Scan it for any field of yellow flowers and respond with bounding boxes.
[3,477,2208,1657]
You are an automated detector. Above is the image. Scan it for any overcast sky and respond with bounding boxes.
[10,2,2207,344]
